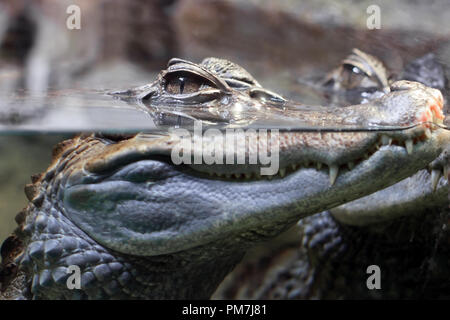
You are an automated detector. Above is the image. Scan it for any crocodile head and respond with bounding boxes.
[1,58,448,300]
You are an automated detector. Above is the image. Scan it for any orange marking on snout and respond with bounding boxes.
[418,110,432,127]
[430,104,445,120]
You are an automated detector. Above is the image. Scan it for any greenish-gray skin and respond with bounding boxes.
[0,55,448,299]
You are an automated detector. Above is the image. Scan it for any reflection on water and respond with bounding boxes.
[1,86,446,135]
[0,88,160,133]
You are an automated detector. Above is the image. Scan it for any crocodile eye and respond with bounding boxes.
[164,72,213,95]
[341,64,366,88]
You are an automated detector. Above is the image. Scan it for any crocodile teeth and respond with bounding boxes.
[291,164,297,170]
[431,169,442,191]
[329,165,339,186]
[317,162,322,170]
[444,166,449,180]
[381,135,392,146]
[279,168,286,177]
[405,139,413,155]
[233,173,241,179]
[244,173,252,179]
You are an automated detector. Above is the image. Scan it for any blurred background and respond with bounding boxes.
[1,0,450,240]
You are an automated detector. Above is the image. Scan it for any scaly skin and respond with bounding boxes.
[0,58,448,299]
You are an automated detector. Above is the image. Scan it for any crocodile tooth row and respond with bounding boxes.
[207,132,431,185]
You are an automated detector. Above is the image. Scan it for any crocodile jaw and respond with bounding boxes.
[60,127,447,257]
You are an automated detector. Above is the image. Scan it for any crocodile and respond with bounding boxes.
[0,56,448,300]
